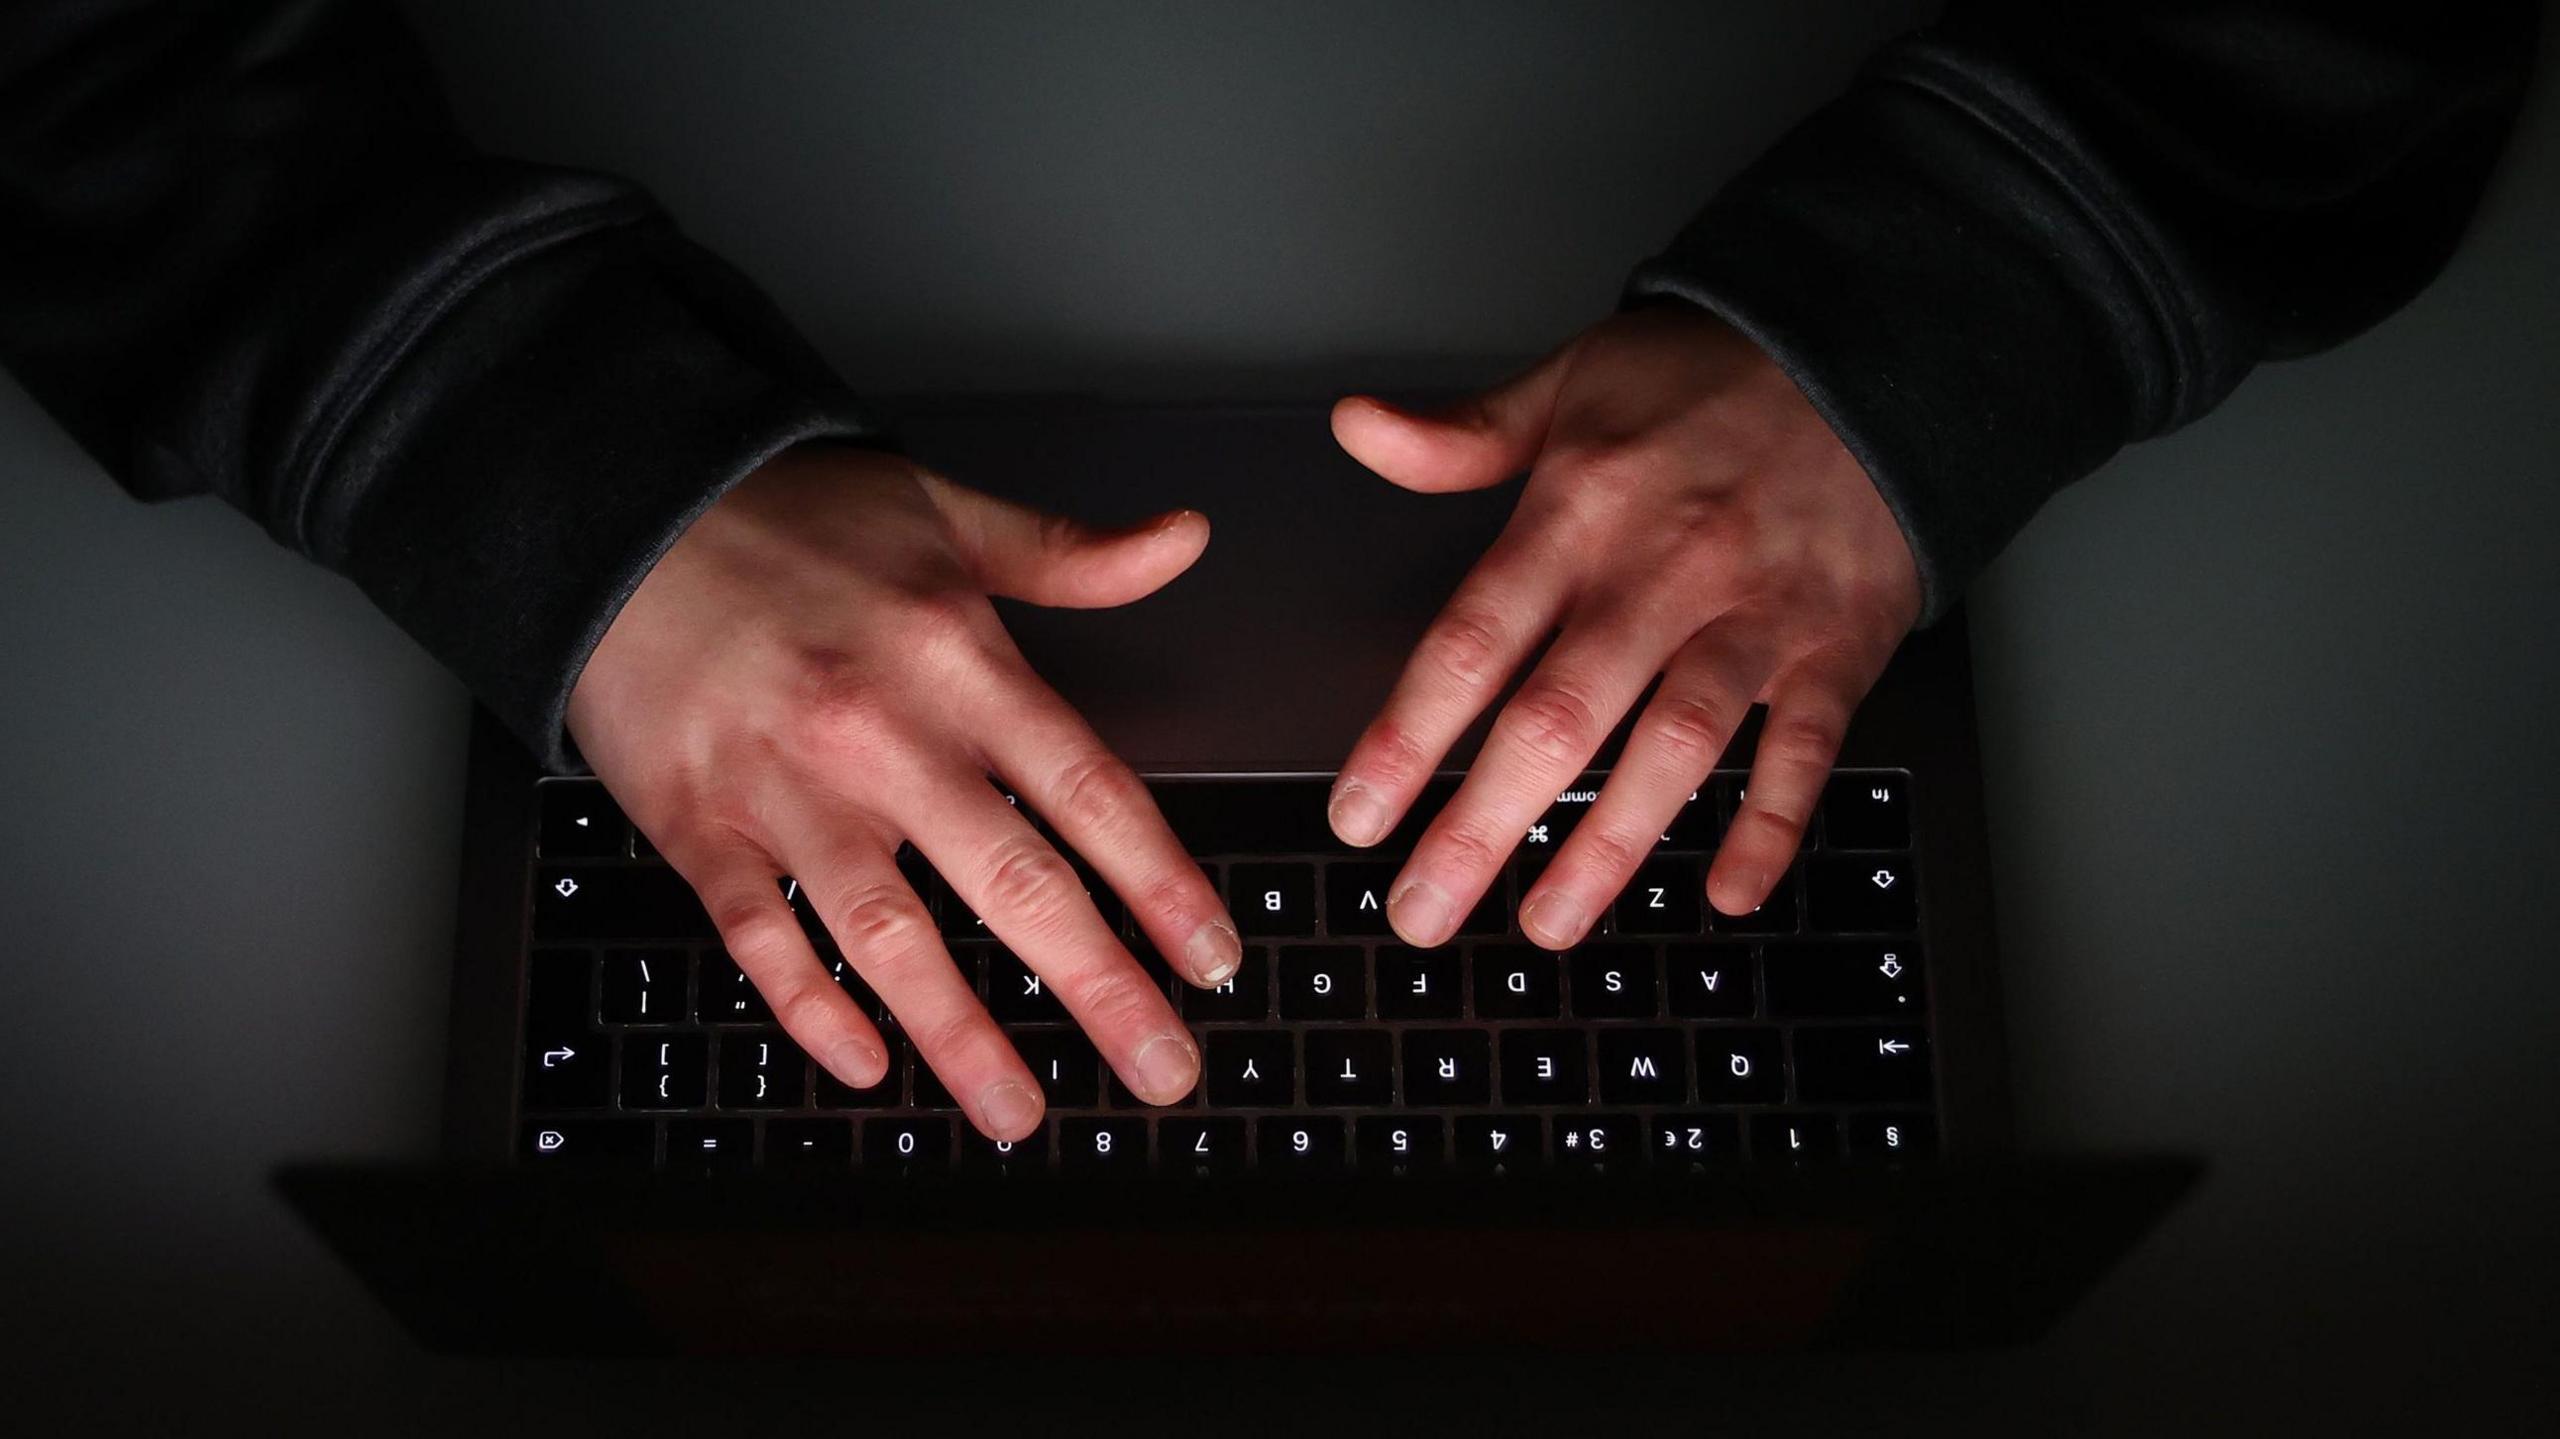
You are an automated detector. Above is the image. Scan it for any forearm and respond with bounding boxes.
[0,0,881,770]
[1626,0,2539,622]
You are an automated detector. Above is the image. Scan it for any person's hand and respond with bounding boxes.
[1325,305,1923,950]
[564,444,1240,1142]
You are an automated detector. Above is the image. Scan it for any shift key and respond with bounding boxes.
[535,865,716,942]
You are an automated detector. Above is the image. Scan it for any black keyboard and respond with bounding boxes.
[516,772,1938,1177]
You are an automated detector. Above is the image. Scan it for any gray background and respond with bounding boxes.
[3,1,2554,1430]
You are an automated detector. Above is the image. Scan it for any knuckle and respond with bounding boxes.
[1649,692,1731,762]
[713,907,804,973]
[912,1011,990,1068]
[1420,606,1509,690]
[1046,749,1146,835]
[790,648,900,749]
[1357,720,1430,790]
[1570,824,1648,883]
[766,978,842,1039]
[1429,822,1508,879]
[977,838,1081,934]
[831,882,932,958]
[1065,965,1156,1032]
[1766,710,1845,770]
[1500,681,1602,764]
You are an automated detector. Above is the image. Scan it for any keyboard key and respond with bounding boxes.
[929,872,995,941]
[766,1118,854,1169]
[1553,1114,1644,1174]
[526,948,594,1031]
[538,782,627,859]
[1530,777,1604,852]
[534,864,714,942]
[1821,773,1911,850]
[666,1118,755,1176]
[601,948,685,1025]
[1376,946,1463,1020]
[1596,1028,1687,1105]
[1278,945,1367,1020]
[819,949,888,1022]
[913,1057,960,1110]
[1180,947,1269,1021]
[1805,855,1919,933]
[1357,1116,1446,1175]
[1661,783,1725,849]
[984,947,1066,1022]
[1229,863,1317,936]
[1257,1116,1346,1173]
[699,956,771,1023]
[522,1120,652,1166]
[1765,941,1927,1017]
[1161,1117,1248,1178]
[1472,946,1561,1018]
[716,1029,803,1108]
[1567,944,1658,1018]
[1751,1112,1839,1164]
[619,1033,708,1110]
[1666,943,1757,1018]
[1206,1031,1294,1107]
[1455,1114,1543,1174]
[1651,1113,1742,1170]
[862,1117,952,1174]
[1015,1030,1102,1107]
[1304,1030,1393,1106]
[1704,868,1799,935]
[1610,858,1701,935]
[960,1125,1050,1178]
[1695,1028,1784,1103]
[1325,862,1398,937]
[1848,1113,1937,1160]
[1498,1028,1589,1105]
[1401,1030,1493,1106]
[1151,777,1355,856]
[1059,1117,1150,1175]
[523,1030,607,1109]
[1792,1025,1932,1103]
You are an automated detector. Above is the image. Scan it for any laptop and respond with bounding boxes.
[278,400,2195,1354]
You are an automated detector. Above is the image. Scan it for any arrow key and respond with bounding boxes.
[538,781,628,858]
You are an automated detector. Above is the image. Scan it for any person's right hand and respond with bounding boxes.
[563,443,1240,1143]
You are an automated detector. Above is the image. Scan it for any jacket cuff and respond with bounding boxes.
[1622,44,2170,626]
[320,213,882,774]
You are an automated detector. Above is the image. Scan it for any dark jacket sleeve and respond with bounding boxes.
[1625,1,2539,624]
[0,0,881,773]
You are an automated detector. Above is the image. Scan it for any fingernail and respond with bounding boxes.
[1132,1031,1201,1104]
[1329,779,1390,847]
[978,1079,1042,1140]
[1520,891,1588,950]
[830,1039,886,1088]
[1388,877,1456,947]
[1183,918,1242,985]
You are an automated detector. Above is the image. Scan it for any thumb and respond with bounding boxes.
[919,477,1211,609]
[1329,338,1576,494]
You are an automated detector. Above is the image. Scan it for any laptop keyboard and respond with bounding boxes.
[516,773,1937,1177]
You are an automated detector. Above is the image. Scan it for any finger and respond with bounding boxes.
[1387,601,1693,948]
[978,672,1240,989]
[917,475,1210,609]
[1517,618,1782,949]
[905,773,1203,1107]
[1708,654,1873,916]
[671,838,892,1094]
[1330,338,1578,494]
[765,806,1046,1142]
[1328,529,1574,847]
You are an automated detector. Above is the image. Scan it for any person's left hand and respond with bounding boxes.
[1324,304,1924,949]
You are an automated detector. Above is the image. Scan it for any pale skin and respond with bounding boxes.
[566,304,1921,1142]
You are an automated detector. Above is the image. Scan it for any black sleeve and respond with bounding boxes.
[0,0,882,772]
[1624,1,2539,624]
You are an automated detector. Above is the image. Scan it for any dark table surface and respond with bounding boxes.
[3,3,2553,1431]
